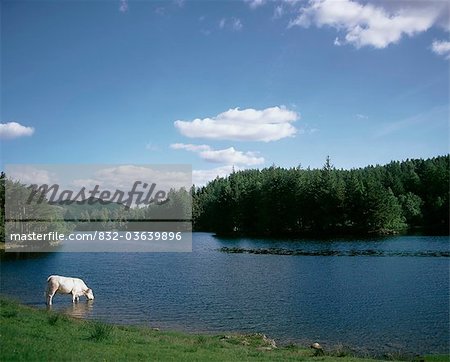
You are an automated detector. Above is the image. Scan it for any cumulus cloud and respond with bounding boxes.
[377,1,449,32]
[171,143,264,166]
[91,165,191,191]
[171,143,211,152]
[288,0,443,48]
[71,165,191,192]
[431,40,450,59]
[0,122,34,139]
[7,166,53,185]
[174,106,299,142]
[201,147,263,165]
[193,165,239,186]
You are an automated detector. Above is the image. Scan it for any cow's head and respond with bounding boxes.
[85,288,94,300]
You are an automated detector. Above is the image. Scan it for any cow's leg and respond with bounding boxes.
[72,293,76,303]
[46,284,57,306]
[46,289,56,305]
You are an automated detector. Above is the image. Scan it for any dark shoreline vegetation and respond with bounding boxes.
[0,155,449,244]
[1,297,447,362]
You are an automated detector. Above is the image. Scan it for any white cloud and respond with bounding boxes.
[431,40,450,59]
[288,0,443,48]
[171,143,264,166]
[71,178,103,190]
[92,165,191,191]
[377,0,449,32]
[201,147,263,165]
[7,166,53,185]
[356,113,369,120]
[193,165,239,186]
[119,0,128,13]
[171,143,211,152]
[0,122,34,139]
[71,166,191,193]
[219,17,243,31]
[174,106,299,142]
[70,165,192,208]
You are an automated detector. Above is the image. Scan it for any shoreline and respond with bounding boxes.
[1,297,448,362]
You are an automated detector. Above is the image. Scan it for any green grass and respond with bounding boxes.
[0,297,448,362]
[88,321,115,342]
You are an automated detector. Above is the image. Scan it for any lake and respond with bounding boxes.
[1,233,449,355]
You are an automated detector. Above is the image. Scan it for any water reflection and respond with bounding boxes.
[47,301,94,319]
[63,301,94,318]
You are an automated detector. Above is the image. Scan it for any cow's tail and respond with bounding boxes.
[47,275,53,282]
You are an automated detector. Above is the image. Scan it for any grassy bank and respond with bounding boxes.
[0,298,447,362]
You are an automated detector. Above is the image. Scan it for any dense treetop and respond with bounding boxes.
[192,155,449,236]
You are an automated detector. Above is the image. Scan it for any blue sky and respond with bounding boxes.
[1,0,449,185]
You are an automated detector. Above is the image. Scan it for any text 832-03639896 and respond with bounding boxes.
[7,231,185,242]
[92,231,183,241]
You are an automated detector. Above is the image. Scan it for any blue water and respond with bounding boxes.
[1,233,449,355]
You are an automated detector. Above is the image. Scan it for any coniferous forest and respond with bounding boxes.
[0,155,449,240]
[191,155,449,236]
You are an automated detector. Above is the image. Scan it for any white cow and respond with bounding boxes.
[46,275,94,305]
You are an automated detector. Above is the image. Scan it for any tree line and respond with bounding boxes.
[1,155,449,241]
[191,155,449,236]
